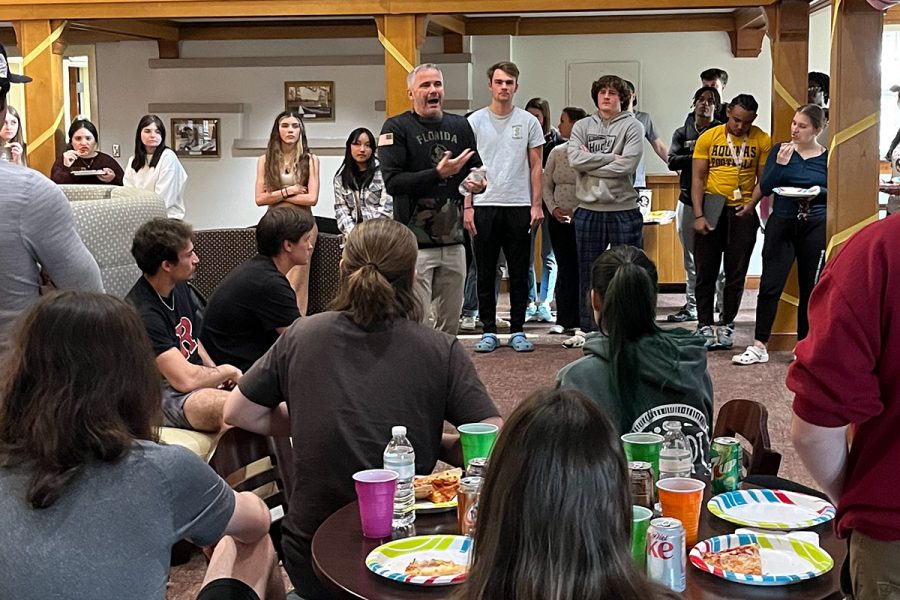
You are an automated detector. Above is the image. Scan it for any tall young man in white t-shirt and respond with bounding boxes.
[467,61,545,353]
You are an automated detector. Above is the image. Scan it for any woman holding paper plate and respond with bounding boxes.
[733,104,827,366]
[50,118,124,186]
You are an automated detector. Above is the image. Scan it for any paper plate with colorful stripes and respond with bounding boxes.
[365,535,470,586]
[707,489,835,529]
[690,532,833,586]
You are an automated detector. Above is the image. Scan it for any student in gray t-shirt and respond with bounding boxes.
[0,292,281,600]
[622,79,669,189]
[467,61,545,354]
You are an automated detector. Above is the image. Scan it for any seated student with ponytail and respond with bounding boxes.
[556,245,713,474]
[223,218,501,600]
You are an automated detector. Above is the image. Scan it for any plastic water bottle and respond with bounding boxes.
[383,425,416,528]
[658,421,692,479]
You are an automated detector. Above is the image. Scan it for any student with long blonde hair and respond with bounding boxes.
[255,110,320,314]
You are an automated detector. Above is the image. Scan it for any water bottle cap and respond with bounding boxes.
[663,421,683,431]
[392,425,407,437]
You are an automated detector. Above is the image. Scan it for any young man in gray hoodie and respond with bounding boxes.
[566,75,644,347]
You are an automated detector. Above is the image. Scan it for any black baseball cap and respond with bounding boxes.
[0,43,32,86]
[0,42,31,111]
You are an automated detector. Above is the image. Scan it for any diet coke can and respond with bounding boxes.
[647,517,686,592]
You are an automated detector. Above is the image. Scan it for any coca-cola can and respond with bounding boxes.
[647,517,686,592]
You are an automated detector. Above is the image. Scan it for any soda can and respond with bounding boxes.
[629,461,655,510]
[647,517,686,592]
[466,457,488,479]
[710,436,743,493]
[456,476,483,537]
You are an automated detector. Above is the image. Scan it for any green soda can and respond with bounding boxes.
[710,437,742,493]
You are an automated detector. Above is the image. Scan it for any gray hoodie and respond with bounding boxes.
[568,111,644,211]
[557,329,713,474]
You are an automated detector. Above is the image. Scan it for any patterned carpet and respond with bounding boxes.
[167,288,813,598]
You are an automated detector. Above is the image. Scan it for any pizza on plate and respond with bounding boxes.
[701,544,763,576]
[405,558,466,577]
[414,468,461,504]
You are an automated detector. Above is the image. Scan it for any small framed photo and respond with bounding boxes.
[284,81,335,121]
[172,118,220,158]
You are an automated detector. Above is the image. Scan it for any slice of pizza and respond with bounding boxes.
[701,544,763,576]
[414,468,462,503]
[405,558,466,577]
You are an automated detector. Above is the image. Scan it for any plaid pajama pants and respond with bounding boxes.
[574,207,644,332]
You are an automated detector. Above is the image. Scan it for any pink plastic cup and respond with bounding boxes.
[353,469,398,538]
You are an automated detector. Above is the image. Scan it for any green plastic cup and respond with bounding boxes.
[458,423,499,469]
[631,505,654,572]
[621,433,664,483]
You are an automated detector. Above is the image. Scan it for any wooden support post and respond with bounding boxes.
[13,19,67,175]
[827,0,882,258]
[764,0,809,351]
[375,15,423,117]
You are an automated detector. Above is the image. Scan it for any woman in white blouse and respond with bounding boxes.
[124,115,188,219]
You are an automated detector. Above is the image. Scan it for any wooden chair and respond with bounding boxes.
[208,427,294,507]
[207,428,295,562]
[712,399,782,477]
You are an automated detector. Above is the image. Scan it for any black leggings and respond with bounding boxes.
[754,214,826,343]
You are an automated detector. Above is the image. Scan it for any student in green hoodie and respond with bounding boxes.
[556,245,713,474]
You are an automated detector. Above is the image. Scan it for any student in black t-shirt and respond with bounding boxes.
[126,218,242,432]
[202,207,314,372]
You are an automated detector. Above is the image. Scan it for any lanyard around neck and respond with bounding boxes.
[726,133,748,170]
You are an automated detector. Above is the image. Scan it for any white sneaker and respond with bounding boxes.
[548,324,565,334]
[460,316,477,331]
[562,330,586,348]
[732,345,769,365]
[496,317,510,331]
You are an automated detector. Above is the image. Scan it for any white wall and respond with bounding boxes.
[512,31,774,177]
[94,37,456,229]
[809,9,832,74]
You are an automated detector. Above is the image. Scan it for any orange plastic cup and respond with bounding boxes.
[656,477,706,547]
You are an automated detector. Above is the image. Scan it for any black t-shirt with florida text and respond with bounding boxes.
[378,111,482,248]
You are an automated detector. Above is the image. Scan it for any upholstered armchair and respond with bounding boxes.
[60,184,167,298]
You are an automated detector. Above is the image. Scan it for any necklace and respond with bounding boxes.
[77,155,96,169]
[155,290,174,311]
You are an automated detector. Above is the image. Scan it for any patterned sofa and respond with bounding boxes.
[192,219,342,315]
[60,184,167,298]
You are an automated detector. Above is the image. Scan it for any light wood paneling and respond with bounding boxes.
[375,15,421,118]
[0,0,778,21]
[765,0,809,351]
[13,20,67,176]
[827,0,882,259]
[644,175,685,286]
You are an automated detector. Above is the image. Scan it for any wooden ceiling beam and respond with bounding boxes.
[466,13,732,36]
[427,14,467,35]
[179,21,377,40]
[0,0,779,21]
[734,6,766,29]
[887,4,900,25]
[68,18,180,40]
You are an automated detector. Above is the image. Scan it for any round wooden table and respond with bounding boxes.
[312,491,846,600]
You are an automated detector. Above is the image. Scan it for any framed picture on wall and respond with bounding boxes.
[284,81,335,121]
[172,118,220,158]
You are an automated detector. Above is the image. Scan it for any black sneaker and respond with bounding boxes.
[667,306,698,322]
